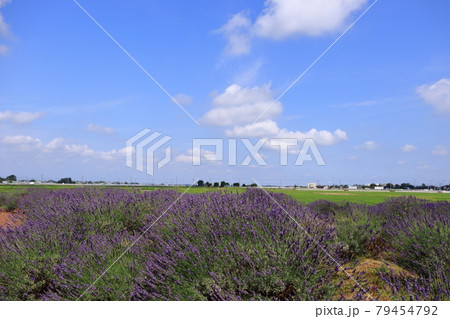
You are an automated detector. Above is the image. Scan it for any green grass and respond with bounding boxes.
[0,184,448,205]
[270,189,450,204]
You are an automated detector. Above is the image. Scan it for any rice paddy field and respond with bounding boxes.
[0,185,448,301]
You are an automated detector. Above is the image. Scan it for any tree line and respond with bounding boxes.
[196,180,257,188]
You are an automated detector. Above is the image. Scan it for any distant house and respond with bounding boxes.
[349,186,358,190]
[307,183,317,189]
[374,186,384,190]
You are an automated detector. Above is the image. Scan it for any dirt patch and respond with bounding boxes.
[334,258,414,301]
[0,210,24,230]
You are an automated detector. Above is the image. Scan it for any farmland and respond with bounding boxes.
[2,184,449,204]
[0,186,448,301]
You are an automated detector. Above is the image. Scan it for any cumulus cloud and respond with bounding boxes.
[225,119,347,146]
[86,123,115,135]
[397,160,406,165]
[431,145,448,156]
[199,84,282,126]
[0,110,44,124]
[64,143,126,160]
[254,0,367,39]
[1,135,42,151]
[400,144,417,152]
[217,0,368,56]
[217,12,252,56]
[200,83,347,147]
[355,141,377,151]
[44,137,64,151]
[0,134,126,161]
[417,78,450,115]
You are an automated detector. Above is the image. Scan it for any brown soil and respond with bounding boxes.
[0,210,24,230]
[333,258,414,301]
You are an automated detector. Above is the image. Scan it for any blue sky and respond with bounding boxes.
[0,0,449,186]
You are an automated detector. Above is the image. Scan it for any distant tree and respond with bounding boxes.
[197,180,204,187]
[220,181,229,187]
[6,175,16,182]
[205,181,212,187]
[233,182,240,187]
[370,183,376,189]
[242,184,246,187]
[250,183,257,187]
[386,183,394,189]
[400,183,414,190]
[58,177,74,184]
[213,182,219,187]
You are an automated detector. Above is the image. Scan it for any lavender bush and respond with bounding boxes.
[371,197,449,300]
[0,188,337,300]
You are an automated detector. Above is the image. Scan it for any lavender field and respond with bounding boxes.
[0,188,448,301]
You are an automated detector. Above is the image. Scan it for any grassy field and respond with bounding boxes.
[1,184,449,205]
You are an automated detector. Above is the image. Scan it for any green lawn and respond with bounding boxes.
[271,189,450,204]
[138,186,450,204]
[1,184,449,205]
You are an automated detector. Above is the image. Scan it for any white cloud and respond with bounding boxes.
[217,0,368,56]
[199,84,282,126]
[200,83,347,147]
[254,0,367,39]
[64,143,125,160]
[225,119,347,146]
[1,134,125,161]
[86,123,115,135]
[0,44,9,55]
[355,141,377,151]
[225,119,280,138]
[173,93,193,106]
[0,110,44,124]
[417,78,450,115]
[175,148,221,164]
[44,137,64,151]
[217,12,252,56]
[1,135,42,151]
[400,144,417,152]
[431,145,448,156]
[397,160,406,165]
[2,135,40,145]
[0,0,12,37]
